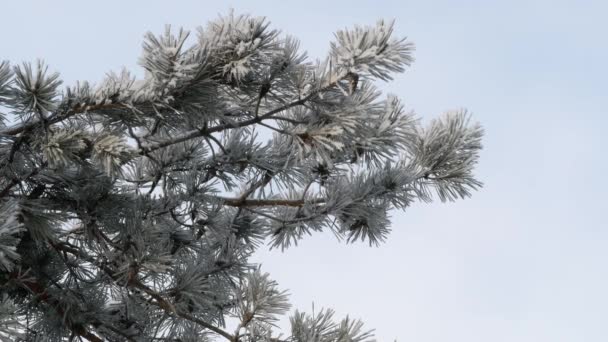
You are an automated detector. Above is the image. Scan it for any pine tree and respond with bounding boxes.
[0,12,483,342]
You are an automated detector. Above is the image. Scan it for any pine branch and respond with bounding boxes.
[140,72,349,154]
[0,162,46,199]
[51,241,236,341]
[178,311,235,341]
[132,278,236,341]
[0,14,482,341]
[9,271,104,342]
[0,102,126,136]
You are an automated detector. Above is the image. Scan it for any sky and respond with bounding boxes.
[2,0,607,341]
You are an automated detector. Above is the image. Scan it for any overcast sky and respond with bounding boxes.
[2,1,607,341]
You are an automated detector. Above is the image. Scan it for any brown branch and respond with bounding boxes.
[219,196,326,207]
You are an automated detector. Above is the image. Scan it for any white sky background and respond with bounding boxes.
[2,0,607,341]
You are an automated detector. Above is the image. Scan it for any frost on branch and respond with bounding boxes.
[412,110,484,202]
[42,130,88,169]
[290,308,375,342]
[91,134,134,177]
[9,60,62,116]
[0,61,12,122]
[0,294,24,342]
[200,11,280,85]
[331,19,415,80]
[0,11,482,342]
[233,269,291,339]
[0,200,24,272]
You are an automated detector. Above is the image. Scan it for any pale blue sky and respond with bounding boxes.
[2,1,607,341]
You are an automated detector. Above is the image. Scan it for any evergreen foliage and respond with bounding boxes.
[0,12,483,341]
